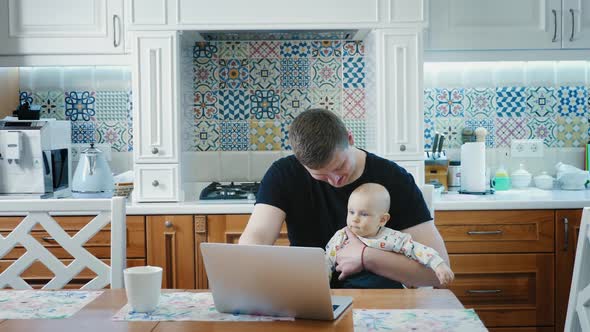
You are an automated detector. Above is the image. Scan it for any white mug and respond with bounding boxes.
[124,266,163,313]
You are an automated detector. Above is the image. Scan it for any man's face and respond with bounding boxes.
[304,148,356,188]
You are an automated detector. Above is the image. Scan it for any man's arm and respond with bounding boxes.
[335,221,449,288]
[238,203,286,245]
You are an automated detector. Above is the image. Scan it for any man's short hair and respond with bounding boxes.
[288,108,349,169]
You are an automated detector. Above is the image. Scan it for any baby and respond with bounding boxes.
[325,183,454,286]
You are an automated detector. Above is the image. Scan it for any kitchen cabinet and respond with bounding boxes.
[0,0,125,55]
[146,215,195,289]
[555,209,582,332]
[427,0,590,50]
[132,30,183,202]
[0,215,146,288]
[207,214,289,246]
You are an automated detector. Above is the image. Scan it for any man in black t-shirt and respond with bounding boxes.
[239,109,449,288]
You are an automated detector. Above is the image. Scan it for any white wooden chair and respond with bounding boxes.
[565,206,590,331]
[0,197,126,290]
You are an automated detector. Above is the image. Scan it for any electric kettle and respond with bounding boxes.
[72,144,114,197]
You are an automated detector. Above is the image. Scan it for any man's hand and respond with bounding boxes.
[335,227,365,280]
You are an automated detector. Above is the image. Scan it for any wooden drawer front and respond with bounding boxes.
[0,216,145,259]
[436,210,554,253]
[488,328,554,332]
[207,214,289,246]
[0,259,146,288]
[449,254,554,328]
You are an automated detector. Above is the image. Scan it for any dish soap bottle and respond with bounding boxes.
[492,165,511,191]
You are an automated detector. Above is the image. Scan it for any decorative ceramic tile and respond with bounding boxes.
[94,91,129,122]
[193,41,218,59]
[193,58,219,92]
[464,88,494,118]
[19,90,33,105]
[250,89,281,120]
[343,41,365,57]
[311,57,342,88]
[71,121,96,144]
[423,89,435,118]
[220,121,249,151]
[127,124,133,152]
[280,89,311,120]
[65,91,96,121]
[343,88,366,119]
[464,119,495,148]
[312,40,342,57]
[217,41,249,58]
[343,57,365,89]
[193,90,218,120]
[495,87,527,117]
[0,290,103,319]
[435,88,465,117]
[95,120,129,152]
[526,86,557,117]
[280,58,310,89]
[249,120,282,151]
[555,116,589,147]
[249,59,280,90]
[494,118,530,148]
[344,119,366,149]
[557,86,588,116]
[434,117,464,148]
[218,59,249,90]
[309,87,342,114]
[353,309,487,332]
[217,90,250,120]
[280,41,311,58]
[527,117,557,147]
[281,120,292,150]
[33,90,66,120]
[249,41,281,58]
[192,121,220,151]
[424,117,434,150]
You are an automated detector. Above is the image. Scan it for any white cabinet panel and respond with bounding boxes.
[128,0,167,25]
[132,31,179,163]
[395,160,425,186]
[135,164,180,202]
[428,0,561,50]
[0,0,124,55]
[563,0,590,48]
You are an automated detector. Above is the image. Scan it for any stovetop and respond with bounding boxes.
[199,182,260,200]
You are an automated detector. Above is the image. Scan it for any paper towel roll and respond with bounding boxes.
[460,142,486,192]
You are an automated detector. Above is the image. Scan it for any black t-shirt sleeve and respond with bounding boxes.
[255,159,290,214]
[386,166,433,231]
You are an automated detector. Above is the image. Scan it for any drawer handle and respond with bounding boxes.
[467,230,502,235]
[151,147,159,155]
[467,289,502,294]
[164,221,173,228]
[152,180,159,187]
[564,217,569,251]
[552,9,558,42]
[41,236,56,242]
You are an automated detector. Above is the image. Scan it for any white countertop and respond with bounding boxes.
[435,188,590,210]
[126,200,256,215]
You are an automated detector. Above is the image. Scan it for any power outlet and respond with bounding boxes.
[510,139,544,158]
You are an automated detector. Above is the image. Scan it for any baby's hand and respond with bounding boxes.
[434,263,454,286]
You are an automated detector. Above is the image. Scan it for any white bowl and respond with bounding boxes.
[534,174,554,190]
[511,174,531,188]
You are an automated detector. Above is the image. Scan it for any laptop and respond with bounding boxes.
[200,243,353,320]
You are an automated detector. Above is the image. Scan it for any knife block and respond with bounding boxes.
[425,160,449,190]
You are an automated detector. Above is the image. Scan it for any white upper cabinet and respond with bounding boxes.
[563,0,590,48]
[0,0,124,55]
[132,31,180,164]
[427,0,590,50]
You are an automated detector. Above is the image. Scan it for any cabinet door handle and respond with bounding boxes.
[151,147,159,155]
[152,180,159,187]
[467,230,502,235]
[400,144,406,152]
[552,9,558,42]
[569,9,575,42]
[564,217,569,251]
[113,14,121,47]
[467,289,501,294]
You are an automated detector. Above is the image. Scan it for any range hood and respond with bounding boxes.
[195,29,369,41]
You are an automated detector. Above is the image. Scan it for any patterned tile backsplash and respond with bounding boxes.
[17,67,132,152]
[182,39,367,151]
[424,62,590,150]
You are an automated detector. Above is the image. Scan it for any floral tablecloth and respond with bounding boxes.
[0,290,103,319]
[353,309,487,332]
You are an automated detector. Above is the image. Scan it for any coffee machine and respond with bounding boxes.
[0,118,72,198]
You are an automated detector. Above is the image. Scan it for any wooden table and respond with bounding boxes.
[0,289,463,332]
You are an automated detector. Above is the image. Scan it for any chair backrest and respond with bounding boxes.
[420,184,435,218]
[0,197,126,290]
[565,207,590,332]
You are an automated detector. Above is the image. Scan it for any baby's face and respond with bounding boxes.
[346,193,385,237]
